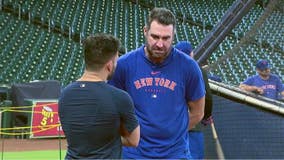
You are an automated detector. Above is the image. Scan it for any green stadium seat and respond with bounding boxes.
[0,0,281,87]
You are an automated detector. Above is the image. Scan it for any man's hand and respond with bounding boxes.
[239,84,264,95]
[253,86,264,94]
[201,115,213,126]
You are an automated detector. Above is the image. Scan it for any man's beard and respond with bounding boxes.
[260,72,270,79]
[145,43,171,64]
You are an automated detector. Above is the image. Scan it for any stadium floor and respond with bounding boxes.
[0,138,67,152]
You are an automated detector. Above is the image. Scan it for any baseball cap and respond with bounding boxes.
[175,41,192,55]
[256,59,270,70]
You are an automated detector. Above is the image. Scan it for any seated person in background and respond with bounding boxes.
[175,41,213,159]
[239,59,284,100]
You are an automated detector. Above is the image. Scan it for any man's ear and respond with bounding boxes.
[105,60,113,72]
[143,26,148,37]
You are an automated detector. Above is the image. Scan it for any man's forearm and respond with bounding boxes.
[120,125,140,147]
[240,84,257,92]
[188,96,205,130]
[240,84,264,94]
[121,137,132,146]
[189,111,204,130]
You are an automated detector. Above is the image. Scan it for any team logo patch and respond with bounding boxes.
[151,71,160,75]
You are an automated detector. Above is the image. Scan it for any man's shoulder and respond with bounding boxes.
[60,82,77,93]
[242,75,258,84]
[108,84,131,99]
[173,48,194,61]
[247,75,259,80]
[269,74,281,80]
[172,49,199,72]
[119,46,143,61]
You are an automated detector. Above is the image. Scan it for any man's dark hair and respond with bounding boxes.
[146,7,176,30]
[118,45,126,56]
[83,33,120,71]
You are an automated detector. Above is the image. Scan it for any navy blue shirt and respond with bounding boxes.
[59,81,138,159]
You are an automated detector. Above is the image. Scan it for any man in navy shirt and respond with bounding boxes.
[59,33,140,159]
[239,59,284,100]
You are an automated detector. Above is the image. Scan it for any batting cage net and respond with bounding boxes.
[1,79,283,159]
[203,1,284,158]
[208,0,283,86]
[200,80,284,159]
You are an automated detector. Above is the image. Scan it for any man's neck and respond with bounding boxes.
[259,74,269,80]
[77,70,106,82]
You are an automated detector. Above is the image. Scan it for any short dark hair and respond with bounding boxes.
[118,45,126,56]
[146,7,176,30]
[83,33,120,71]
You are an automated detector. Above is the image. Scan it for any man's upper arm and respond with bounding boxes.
[119,92,140,146]
[185,61,205,101]
[241,76,254,86]
[281,91,284,96]
[188,96,205,112]
[276,77,284,92]
[119,92,138,132]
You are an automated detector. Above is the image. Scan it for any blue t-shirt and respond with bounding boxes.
[59,81,138,159]
[242,74,284,100]
[108,46,205,159]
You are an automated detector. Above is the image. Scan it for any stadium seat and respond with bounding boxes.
[0,0,281,88]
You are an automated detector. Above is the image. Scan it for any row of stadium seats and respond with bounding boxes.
[0,0,283,87]
[2,0,262,49]
[254,11,283,50]
[0,12,83,85]
[210,43,283,86]
[231,5,263,38]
